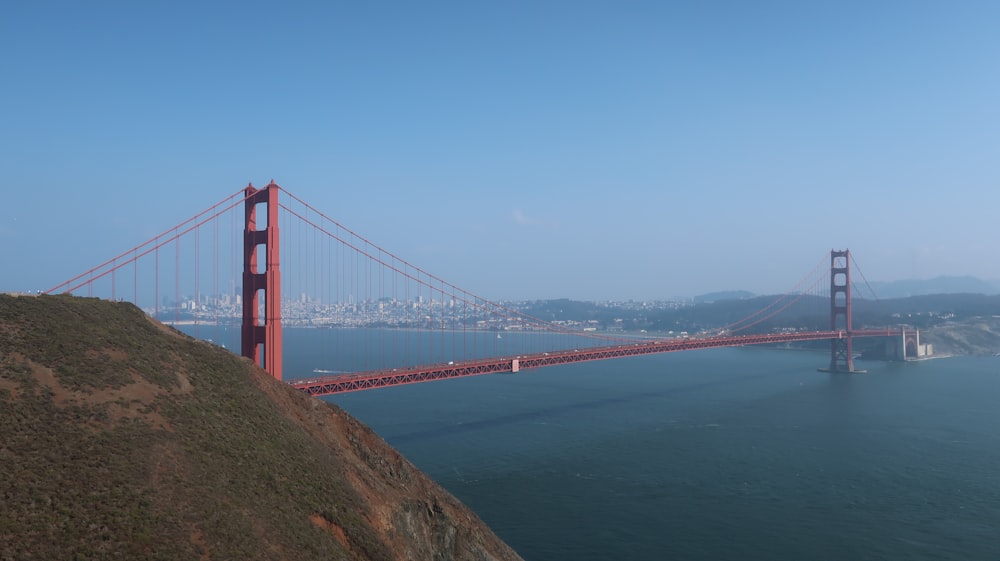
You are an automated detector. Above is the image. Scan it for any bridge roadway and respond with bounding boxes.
[290,328,903,396]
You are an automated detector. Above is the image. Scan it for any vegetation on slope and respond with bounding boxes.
[0,294,522,561]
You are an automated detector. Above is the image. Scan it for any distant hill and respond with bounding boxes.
[864,276,1000,298]
[693,290,754,304]
[0,295,522,561]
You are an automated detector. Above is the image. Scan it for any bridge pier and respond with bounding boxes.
[884,328,931,360]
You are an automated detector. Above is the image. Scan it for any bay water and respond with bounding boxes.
[191,326,1000,560]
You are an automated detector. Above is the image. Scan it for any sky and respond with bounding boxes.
[2,1,999,300]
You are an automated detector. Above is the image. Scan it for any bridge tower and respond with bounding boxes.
[828,249,855,372]
[241,181,283,380]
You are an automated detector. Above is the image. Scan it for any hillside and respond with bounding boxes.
[0,294,523,561]
[921,318,1000,356]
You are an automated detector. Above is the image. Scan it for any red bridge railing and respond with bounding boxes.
[291,328,903,396]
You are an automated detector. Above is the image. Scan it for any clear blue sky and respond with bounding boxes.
[3,1,999,300]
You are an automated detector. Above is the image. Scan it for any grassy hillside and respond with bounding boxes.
[922,318,1000,356]
[0,294,522,561]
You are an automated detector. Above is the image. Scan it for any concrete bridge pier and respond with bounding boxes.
[884,329,932,360]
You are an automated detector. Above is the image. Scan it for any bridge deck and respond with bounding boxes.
[290,329,903,396]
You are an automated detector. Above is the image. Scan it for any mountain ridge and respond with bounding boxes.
[862,275,1000,298]
[691,275,1000,302]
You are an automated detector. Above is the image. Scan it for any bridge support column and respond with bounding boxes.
[241,181,283,380]
[828,249,856,372]
[889,328,928,360]
[884,332,904,361]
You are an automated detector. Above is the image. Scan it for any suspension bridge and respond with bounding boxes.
[46,182,911,396]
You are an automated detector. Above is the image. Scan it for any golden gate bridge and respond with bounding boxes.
[46,182,910,395]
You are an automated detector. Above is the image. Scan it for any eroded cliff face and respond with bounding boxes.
[0,294,523,561]
[251,355,523,561]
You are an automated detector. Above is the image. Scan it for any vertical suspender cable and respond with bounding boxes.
[154,237,159,320]
[174,227,180,325]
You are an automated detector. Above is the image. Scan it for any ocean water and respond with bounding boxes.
[191,327,1000,560]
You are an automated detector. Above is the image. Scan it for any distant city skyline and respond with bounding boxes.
[3,2,999,300]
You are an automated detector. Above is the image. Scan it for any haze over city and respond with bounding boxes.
[3,2,999,300]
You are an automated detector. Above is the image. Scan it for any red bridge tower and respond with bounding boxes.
[828,249,855,372]
[241,181,283,380]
